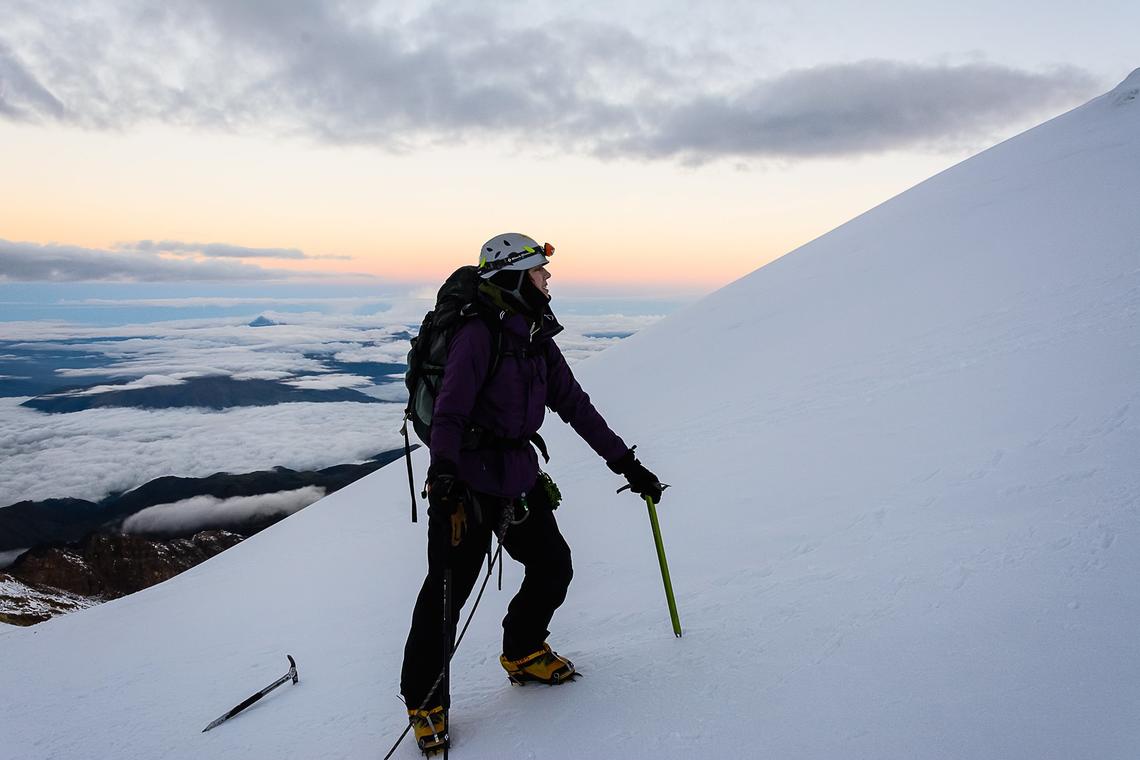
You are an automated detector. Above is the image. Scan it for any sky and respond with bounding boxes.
[1,0,1136,297]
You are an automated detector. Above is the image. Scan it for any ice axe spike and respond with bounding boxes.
[202,655,299,732]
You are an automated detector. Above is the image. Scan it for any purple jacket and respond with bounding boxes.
[429,311,629,498]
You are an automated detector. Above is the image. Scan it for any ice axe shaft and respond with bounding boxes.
[202,655,299,732]
[643,495,682,638]
[619,483,682,638]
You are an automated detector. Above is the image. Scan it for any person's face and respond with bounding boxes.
[528,265,550,298]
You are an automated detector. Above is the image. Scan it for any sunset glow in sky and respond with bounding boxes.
[1,1,1136,296]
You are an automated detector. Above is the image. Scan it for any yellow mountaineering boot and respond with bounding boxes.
[407,705,448,755]
[500,643,579,685]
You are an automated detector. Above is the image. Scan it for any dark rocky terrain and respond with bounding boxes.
[0,530,242,625]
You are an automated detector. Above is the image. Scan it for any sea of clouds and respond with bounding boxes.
[0,304,665,507]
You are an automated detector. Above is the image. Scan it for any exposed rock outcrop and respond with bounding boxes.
[1,530,243,625]
[0,575,98,626]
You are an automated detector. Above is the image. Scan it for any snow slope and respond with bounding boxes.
[3,71,1139,759]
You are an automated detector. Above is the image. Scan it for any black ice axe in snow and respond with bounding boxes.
[202,655,299,732]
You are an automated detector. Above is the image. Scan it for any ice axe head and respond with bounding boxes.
[287,654,299,684]
[615,483,670,497]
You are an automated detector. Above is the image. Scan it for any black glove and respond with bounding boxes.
[608,447,665,503]
[427,460,468,545]
[426,460,465,512]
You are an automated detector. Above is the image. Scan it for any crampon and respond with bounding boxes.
[408,706,449,756]
[500,643,581,686]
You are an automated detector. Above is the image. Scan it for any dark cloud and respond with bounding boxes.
[0,2,1100,161]
[618,61,1098,161]
[126,240,307,260]
[0,239,292,282]
[0,41,67,121]
[121,240,350,261]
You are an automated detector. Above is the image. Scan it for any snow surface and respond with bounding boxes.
[2,73,1139,759]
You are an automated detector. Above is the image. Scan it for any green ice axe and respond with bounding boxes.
[618,485,682,637]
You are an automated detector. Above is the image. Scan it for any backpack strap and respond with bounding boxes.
[465,308,549,464]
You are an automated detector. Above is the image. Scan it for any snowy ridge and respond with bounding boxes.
[1110,66,1140,102]
[2,73,1139,759]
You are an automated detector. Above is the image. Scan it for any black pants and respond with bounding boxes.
[399,482,573,709]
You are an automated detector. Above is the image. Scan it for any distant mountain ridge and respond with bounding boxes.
[0,447,409,551]
[22,375,388,413]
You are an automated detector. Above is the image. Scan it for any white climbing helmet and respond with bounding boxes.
[477,233,554,279]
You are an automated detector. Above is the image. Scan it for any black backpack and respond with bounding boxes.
[400,266,503,520]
